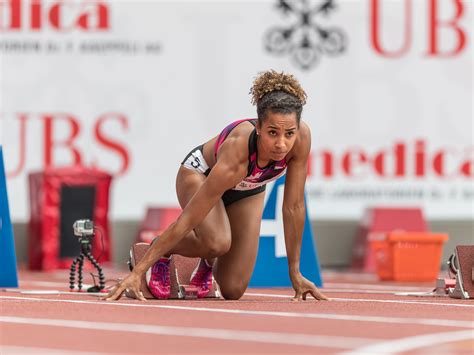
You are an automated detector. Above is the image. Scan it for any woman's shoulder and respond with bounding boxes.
[287,121,311,162]
[221,119,255,145]
[298,121,311,139]
[295,121,311,148]
[216,120,254,161]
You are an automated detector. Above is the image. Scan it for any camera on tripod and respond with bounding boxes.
[69,219,105,292]
[73,219,95,239]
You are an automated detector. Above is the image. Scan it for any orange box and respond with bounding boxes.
[373,232,449,281]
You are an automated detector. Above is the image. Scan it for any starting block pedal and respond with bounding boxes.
[448,245,474,300]
[127,242,220,300]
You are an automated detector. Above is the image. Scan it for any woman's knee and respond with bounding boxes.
[218,282,247,300]
[202,233,231,258]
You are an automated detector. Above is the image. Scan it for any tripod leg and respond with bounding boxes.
[86,252,105,290]
[77,254,85,291]
[69,258,79,290]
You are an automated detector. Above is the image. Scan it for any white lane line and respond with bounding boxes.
[333,297,474,308]
[324,289,399,295]
[1,296,472,329]
[19,281,96,288]
[323,283,431,291]
[20,280,431,292]
[0,316,376,350]
[0,346,99,354]
[341,329,474,354]
[11,287,421,296]
[323,289,431,295]
[3,289,103,296]
[245,292,474,308]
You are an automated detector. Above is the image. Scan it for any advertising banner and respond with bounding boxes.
[1,0,472,220]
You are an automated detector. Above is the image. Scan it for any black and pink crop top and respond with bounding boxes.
[214,119,287,191]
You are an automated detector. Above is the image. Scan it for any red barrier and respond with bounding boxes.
[28,167,112,270]
[137,207,182,243]
[351,207,427,272]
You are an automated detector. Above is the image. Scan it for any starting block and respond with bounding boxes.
[127,242,220,300]
[448,245,474,300]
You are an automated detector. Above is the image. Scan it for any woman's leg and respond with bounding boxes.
[167,166,232,259]
[214,190,266,300]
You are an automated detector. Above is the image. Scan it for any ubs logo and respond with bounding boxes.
[265,0,347,70]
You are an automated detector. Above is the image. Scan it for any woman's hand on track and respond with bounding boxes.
[103,272,146,301]
[290,273,329,301]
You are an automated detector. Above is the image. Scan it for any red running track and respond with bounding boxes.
[1,268,473,354]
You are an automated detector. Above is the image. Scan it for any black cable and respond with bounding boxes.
[93,226,105,263]
[85,225,106,290]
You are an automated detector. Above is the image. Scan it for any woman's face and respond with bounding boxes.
[257,111,299,161]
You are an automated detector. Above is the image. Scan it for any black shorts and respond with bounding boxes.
[181,145,266,206]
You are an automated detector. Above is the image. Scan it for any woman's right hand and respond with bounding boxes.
[104,271,146,301]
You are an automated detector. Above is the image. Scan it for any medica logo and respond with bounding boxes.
[310,140,474,180]
[0,0,110,31]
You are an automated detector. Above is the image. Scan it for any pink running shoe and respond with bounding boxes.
[189,259,213,298]
[146,257,171,299]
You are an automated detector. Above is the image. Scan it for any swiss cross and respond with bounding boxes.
[260,184,287,258]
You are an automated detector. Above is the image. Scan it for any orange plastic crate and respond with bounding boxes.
[373,232,449,281]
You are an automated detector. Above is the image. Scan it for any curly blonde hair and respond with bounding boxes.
[249,70,307,123]
[250,70,307,106]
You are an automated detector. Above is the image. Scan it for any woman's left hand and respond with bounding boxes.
[290,273,329,301]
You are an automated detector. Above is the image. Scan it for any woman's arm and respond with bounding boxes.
[105,136,249,301]
[283,122,328,301]
[133,155,246,276]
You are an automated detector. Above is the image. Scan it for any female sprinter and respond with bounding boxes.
[105,70,328,302]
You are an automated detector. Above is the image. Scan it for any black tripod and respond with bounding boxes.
[69,237,105,292]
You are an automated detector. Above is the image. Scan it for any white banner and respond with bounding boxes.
[1,0,472,221]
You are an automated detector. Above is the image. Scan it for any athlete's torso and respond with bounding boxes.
[202,119,288,191]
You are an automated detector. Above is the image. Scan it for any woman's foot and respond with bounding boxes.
[189,259,214,298]
[146,257,171,299]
